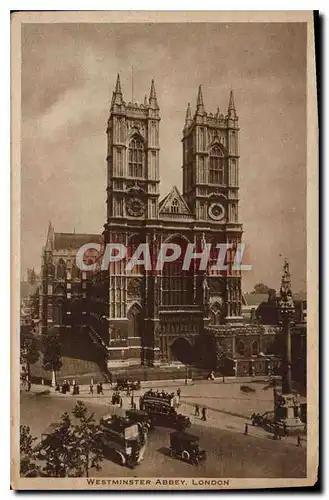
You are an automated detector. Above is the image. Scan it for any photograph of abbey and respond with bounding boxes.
[17,18,311,483]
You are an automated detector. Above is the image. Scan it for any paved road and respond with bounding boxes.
[20,392,306,478]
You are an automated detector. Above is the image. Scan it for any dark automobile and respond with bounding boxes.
[150,408,191,431]
[114,378,141,391]
[169,431,207,465]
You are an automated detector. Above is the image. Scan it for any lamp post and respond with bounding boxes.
[185,364,188,385]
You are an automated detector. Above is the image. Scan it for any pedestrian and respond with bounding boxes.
[27,380,31,392]
[201,407,207,421]
[126,386,131,396]
[194,404,200,417]
[130,394,134,408]
[99,382,104,395]
[297,435,302,447]
[177,388,181,400]
[120,397,123,408]
[89,384,94,395]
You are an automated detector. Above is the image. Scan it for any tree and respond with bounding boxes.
[42,329,62,386]
[70,401,104,477]
[252,282,271,295]
[20,334,40,383]
[20,425,39,476]
[41,402,104,477]
[42,413,77,477]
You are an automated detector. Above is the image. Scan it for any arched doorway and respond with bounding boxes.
[170,337,194,364]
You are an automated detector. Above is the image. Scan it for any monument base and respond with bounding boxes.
[280,393,306,435]
[283,418,306,436]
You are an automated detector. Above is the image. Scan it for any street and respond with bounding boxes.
[20,390,306,478]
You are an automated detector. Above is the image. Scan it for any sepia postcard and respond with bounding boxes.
[11,10,319,490]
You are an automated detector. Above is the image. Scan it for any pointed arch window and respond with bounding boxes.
[237,341,245,357]
[171,198,179,213]
[128,136,144,178]
[210,302,223,325]
[210,146,225,185]
[54,299,64,325]
[251,341,258,356]
[56,259,66,279]
[72,262,81,280]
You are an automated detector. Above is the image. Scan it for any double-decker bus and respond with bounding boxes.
[139,390,191,431]
[99,414,148,467]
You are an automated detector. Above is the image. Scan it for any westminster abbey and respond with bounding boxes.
[39,75,279,376]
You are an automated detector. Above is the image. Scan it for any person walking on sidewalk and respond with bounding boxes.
[177,388,181,401]
[194,404,200,417]
[89,383,94,395]
[99,382,104,395]
[201,407,207,421]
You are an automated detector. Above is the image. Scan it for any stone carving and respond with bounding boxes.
[209,279,224,294]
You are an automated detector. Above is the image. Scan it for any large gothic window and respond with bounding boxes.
[128,136,144,178]
[209,146,225,185]
[162,237,193,306]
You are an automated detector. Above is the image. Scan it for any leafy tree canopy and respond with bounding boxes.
[42,329,62,373]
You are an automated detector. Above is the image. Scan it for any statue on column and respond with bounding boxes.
[279,258,295,311]
[277,258,304,435]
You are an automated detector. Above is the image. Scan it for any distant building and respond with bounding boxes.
[241,293,269,323]
[38,224,103,336]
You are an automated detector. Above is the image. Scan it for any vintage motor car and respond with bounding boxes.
[139,390,191,431]
[169,431,207,465]
[113,378,141,391]
[251,411,287,435]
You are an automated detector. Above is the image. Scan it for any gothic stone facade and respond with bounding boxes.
[39,228,103,336]
[39,76,277,374]
[96,76,244,368]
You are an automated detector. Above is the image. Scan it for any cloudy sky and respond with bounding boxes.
[21,22,306,293]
